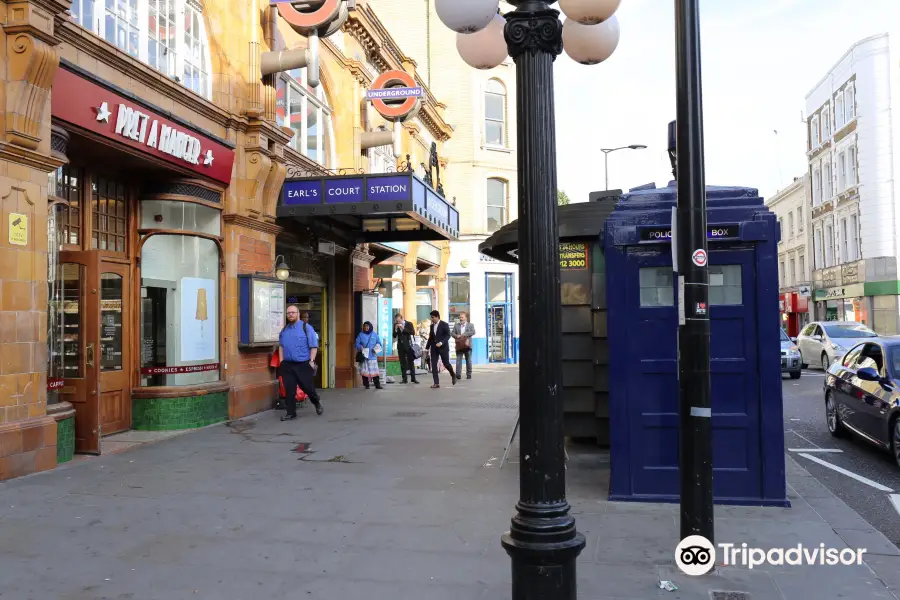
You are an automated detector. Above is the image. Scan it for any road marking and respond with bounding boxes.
[788,429,822,449]
[788,448,842,453]
[890,495,900,518]
[797,453,894,492]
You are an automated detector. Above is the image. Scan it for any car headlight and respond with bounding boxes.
[831,343,845,353]
[789,345,800,356]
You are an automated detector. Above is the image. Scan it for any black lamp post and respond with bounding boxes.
[434,0,622,597]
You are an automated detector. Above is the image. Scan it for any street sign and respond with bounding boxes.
[365,86,423,100]
[691,248,707,267]
[798,285,811,297]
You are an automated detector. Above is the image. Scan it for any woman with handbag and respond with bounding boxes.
[393,314,420,384]
[355,321,382,389]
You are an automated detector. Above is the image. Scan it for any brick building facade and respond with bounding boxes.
[0,0,455,480]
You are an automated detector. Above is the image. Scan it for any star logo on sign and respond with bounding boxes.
[96,102,112,122]
[203,150,214,166]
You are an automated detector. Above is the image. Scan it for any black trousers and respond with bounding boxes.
[430,346,454,385]
[398,347,417,381]
[280,361,320,416]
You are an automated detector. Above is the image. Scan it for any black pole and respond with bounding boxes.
[500,1,585,598]
[674,0,714,543]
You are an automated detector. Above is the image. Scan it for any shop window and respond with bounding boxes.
[279,69,333,166]
[486,273,508,303]
[639,267,674,307]
[101,273,124,371]
[47,263,85,405]
[139,234,220,386]
[49,166,84,246]
[709,265,742,305]
[139,200,220,236]
[416,290,434,324]
[70,0,211,98]
[92,177,128,253]
[486,178,508,233]
[485,79,506,147]
[449,274,470,324]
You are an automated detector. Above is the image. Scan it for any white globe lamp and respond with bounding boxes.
[456,14,508,70]
[434,0,499,33]
[562,16,620,65]
[559,0,621,25]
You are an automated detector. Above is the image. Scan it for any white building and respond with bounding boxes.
[805,33,900,334]
[765,175,813,336]
[372,0,520,363]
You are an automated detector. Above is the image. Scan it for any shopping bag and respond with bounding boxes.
[278,376,308,402]
[270,352,281,368]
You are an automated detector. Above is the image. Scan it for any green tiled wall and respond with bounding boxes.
[132,392,228,431]
[56,417,75,464]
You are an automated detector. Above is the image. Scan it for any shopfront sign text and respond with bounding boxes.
[560,242,589,270]
[140,363,219,375]
[814,283,865,301]
[51,67,235,184]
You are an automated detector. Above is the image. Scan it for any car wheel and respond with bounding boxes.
[826,391,844,437]
[790,370,801,379]
[822,353,831,371]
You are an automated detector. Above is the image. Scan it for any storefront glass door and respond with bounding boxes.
[99,263,131,435]
[57,251,101,454]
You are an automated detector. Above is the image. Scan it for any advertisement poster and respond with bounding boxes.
[252,279,285,344]
[180,277,216,361]
[378,296,393,355]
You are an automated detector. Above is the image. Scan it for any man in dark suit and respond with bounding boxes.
[425,310,456,388]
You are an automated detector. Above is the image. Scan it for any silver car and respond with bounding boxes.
[780,328,802,379]
[796,321,880,370]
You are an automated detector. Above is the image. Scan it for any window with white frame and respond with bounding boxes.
[810,115,819,148]
[484,79,507,147]
[814,229,823,269]
[780,261,785,288]
[844,84,855,123]
[835,94,845,129]
[799,255,805,281]
[368,139,394,174]
[777,218,783,240]
[70,0,211,97]
[812,168,821,204]
[486,178,508,233]
[788,211,794,237]
[848,145,857,186]
[841,218,849,263]
[823,160,832,199]
[838,150,847,190]
[790,257,796,286]
[823,107,831,139]
[825,224,834,267]
[797,206,804,231]
[275,69,333,165]
[850,214,860,261]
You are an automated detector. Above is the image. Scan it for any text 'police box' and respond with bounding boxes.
[603,183,788,507]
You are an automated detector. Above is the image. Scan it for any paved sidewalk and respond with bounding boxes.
[0,369,898,599]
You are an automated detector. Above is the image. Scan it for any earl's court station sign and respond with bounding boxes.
[51,66,235,185]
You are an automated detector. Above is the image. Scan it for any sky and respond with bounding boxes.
[553,0,900,203]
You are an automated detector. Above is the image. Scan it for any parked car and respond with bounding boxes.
[824,337,900,467]
[780,328,802,379]
[797,321,879,370]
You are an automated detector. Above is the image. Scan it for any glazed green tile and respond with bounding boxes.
[56,417,75,464]
[132,392,228,431]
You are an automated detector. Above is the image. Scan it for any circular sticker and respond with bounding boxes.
[691,248,707,267]
[675,535,716,576]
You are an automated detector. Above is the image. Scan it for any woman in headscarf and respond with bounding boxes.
[355,321,382,389]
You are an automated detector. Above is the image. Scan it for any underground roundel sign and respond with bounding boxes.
[692,248,708,267]
[367,70,423,122]
[274,0,340,31]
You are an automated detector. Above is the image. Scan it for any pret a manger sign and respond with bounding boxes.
[51,67,235,184]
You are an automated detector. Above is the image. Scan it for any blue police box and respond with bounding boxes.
[602,182,788,507]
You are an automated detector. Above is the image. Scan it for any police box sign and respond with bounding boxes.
[639,224,740,242]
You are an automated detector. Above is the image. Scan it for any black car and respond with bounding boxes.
[824,337,900,467]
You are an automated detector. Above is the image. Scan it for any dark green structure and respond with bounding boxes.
[479,194,619,445]
[132,392,229,431]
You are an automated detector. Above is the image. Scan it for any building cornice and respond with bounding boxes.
[223,213,283,236]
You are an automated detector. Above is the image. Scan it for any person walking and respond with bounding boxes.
[451,312,476,380]
[355,321,382,389]
[425,310,456,388]
[278,306,323,420]
[394,314,419,384]
[418,319,431,372]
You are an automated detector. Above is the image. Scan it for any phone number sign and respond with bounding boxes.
[560,242,588,270]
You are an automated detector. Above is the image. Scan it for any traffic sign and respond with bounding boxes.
[691,248,707,267]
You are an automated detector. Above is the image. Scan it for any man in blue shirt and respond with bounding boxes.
[278,307,322,420]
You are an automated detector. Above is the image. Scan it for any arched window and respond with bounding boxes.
[485,79,506,147]
[276,69,334,166]
[486,178,508,233]
[69,0,212,98]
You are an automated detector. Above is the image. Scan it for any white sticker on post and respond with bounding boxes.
[678,275,685,325]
